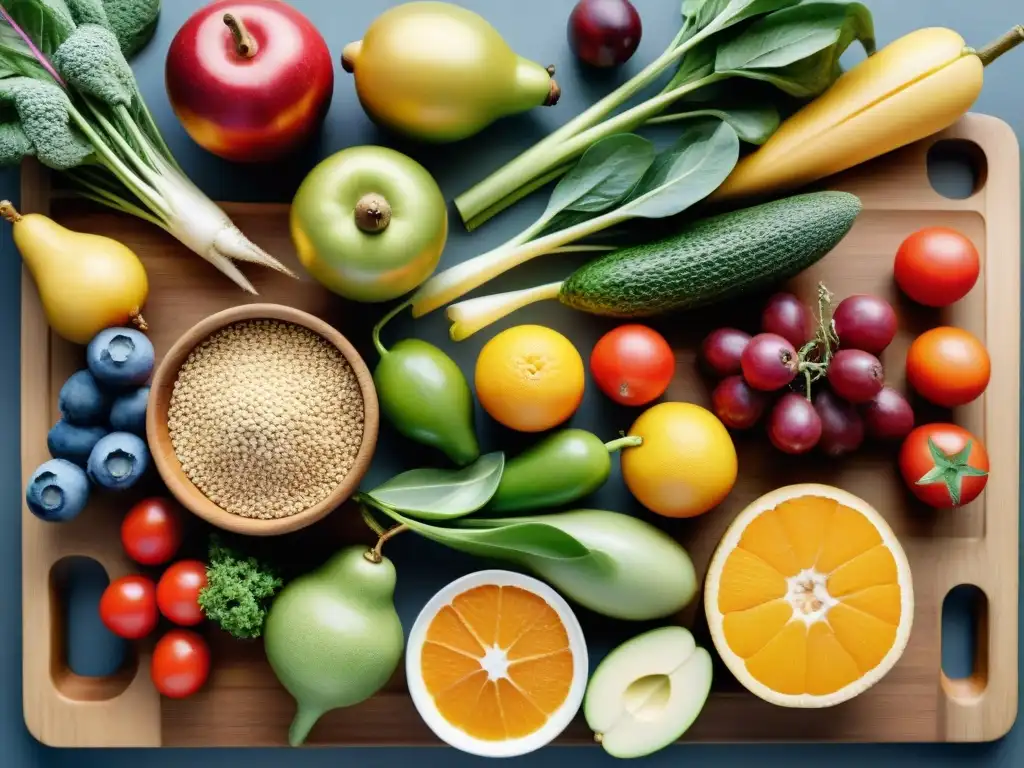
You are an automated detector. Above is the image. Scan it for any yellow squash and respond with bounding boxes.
[713,26,1024,202]
[2,201,149,344]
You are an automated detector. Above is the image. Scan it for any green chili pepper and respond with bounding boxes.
[487,429,641,513]
[372,303,479,466]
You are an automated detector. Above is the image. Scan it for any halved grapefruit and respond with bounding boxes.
[705,484,914,707]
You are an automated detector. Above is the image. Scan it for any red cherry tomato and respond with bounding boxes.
[121,498,183,566]
[899,424,989,508]
[590,325,675,406]
[894,227,980,307]
[157,560,208,626]
[151,629,210,699]
[99,575,158,640]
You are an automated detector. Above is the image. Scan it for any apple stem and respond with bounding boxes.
[223,13,258,58]
[355,193,392,234]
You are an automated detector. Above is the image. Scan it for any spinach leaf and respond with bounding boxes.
[648,104,780,145]
[704,0,803,37]
[618,118,739,220]
[366,453,504,521]
[542,133,655,220]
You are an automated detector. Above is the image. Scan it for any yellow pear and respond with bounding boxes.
[2,201,149,344]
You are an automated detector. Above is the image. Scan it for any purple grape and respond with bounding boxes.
[762,293,812,348]
[769,393,823,455]
[701,328,751,378]
[814,388,866,457]
[827,349,884,404]
[862,387,916,441]
[741,334,799,392]
[833,295,898,355]
[712,376,769,430]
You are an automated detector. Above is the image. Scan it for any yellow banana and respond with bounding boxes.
[712,26,1024,202]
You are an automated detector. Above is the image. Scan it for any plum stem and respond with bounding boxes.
[223,13,258,58]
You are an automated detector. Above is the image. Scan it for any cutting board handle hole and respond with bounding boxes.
[927,140,988,200]
[940,584,989,702]
[49,556,137,701]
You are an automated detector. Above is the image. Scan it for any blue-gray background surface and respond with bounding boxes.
[1,0,1021,765]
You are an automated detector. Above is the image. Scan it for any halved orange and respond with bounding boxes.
[705,484,914,707]
[408,571,587,757]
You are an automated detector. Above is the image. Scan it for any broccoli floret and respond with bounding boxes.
[198,537,284,640]
[103,0,161,58]
[53,24,135,107]
[0,78,92,169]
[65,0,110,27]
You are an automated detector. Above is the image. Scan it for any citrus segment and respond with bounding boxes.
[451,585,500,645]
[421,641,481,693]
[805,622,860,696]
[721,599,793,658]
[433,669,489,732]
[827,545,898,597]
[840,585,902,625]
[507,603,568,660]
[717,548,788,613]
[815,503,883,574]
[828,603,898,672]
[745,621,807,695]
[472,680,507,741]
[427,605,485,657]
[496,678,548,738]
[496,587,547,649]
[508,650,574,714]
[738,509,800,576]
[775,496,836,569]
[705,485,914,708]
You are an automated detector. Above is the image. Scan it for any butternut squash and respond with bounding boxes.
[712,26,1024,202]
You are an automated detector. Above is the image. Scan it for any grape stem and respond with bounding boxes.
[796,283,840,400]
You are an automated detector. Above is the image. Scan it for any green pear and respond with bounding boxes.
[264,546,404,746]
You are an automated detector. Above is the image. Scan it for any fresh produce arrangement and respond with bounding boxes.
[8,0,1018,757]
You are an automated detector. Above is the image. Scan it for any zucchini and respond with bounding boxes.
[561,191,861,317]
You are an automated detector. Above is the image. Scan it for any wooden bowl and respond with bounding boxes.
[147,304,379,536]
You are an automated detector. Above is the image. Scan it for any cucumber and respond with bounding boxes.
[560,192,862,317]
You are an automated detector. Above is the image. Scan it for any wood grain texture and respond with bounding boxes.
[20,115,1019,748]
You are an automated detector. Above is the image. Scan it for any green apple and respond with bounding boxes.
[290,146,448,303]
[584,626,713,759]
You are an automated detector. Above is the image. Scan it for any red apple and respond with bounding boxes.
[166,0,333,162]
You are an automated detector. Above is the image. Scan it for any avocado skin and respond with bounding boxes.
[561,192,862,318]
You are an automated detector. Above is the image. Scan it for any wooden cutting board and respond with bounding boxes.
[20,114,1019,747]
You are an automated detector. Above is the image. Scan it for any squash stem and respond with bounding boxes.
[605,436,643,453]
[977,25,1024,66]
[371,300,411,358]
[447,282,564,341]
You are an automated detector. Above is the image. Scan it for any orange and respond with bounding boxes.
[705,484,914,707]
[475,325,584,433]
[408,572,587,756]
[621,402,737,518]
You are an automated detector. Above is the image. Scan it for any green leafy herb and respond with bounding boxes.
[364,452,505,521]
[454,0,874,231]
[916,439,989,507]
[198,537,284,640]
[411,120,740,317]
[647,104,781,145]
[0,0,291,292]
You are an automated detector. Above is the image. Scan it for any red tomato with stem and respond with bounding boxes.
[121,498,183,566]
[157,560,208,626]
[590,325,675,406]
[899,424,989,508]
[894,227,980,307]
[151,629,210,699]
[100,575,158,640]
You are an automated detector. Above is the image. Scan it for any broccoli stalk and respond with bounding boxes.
[198,537,283,640]
[0,0,293,293]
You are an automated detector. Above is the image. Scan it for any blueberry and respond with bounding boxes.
[58,370,111,426]
[48,420,108,467]
[26,459,91,522]
[87,432,150,491]
[86,328,155,389]
[109,387,150,436]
